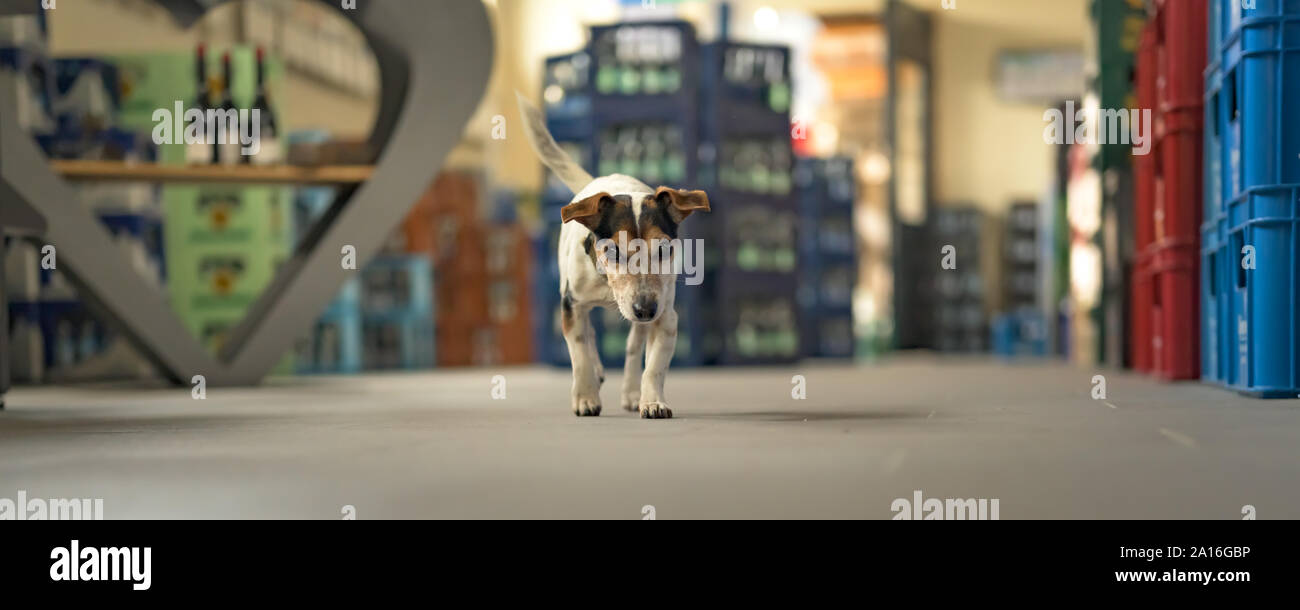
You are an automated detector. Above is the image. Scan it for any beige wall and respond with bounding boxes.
[917,0,1087,214]
[930,16,1083,213]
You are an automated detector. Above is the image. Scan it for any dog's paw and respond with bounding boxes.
[638,401,673,419]
[621,391,641,412]
[572,395,602,417]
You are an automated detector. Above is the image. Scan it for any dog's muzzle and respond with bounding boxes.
[632,296,658,322]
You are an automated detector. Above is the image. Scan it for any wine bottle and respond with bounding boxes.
[248,46,280,165]
[215,52,240,165]
[185,44,213,165]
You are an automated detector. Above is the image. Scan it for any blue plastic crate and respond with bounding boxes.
[362,310,434,370]
[13,300,108,369]
[1200,218,1230,384]
[991,310,1048,359]
[360,255,433,317]
[297,308,362,374]
[1204,66,1225,224]
[1213,2,1300,208]
[297,275,361,375]
[1207,185,1300,396]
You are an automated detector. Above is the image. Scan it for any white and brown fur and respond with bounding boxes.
[517,92,709,418]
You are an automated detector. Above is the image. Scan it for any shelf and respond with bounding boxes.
[50,160,374,185]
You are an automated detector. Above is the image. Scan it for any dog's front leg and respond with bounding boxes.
[638,308,677,419]
[562,303,602,416]
[621,322,648,411]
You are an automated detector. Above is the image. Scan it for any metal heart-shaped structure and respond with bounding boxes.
[0,0,493,385]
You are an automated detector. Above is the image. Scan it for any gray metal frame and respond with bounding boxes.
[0,0,493,385]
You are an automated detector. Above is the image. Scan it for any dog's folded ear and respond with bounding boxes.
[655,187,711,223]
[561,192,613,231]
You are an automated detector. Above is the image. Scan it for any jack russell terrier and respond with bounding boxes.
[517,92,710,419]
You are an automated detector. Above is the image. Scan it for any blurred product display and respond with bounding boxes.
[991,201,1045,359]
[536,23,806,368]
[932,207,987,353]
[1,0,1289,401]
[1075,0,1145,369]
[797,157,856,359]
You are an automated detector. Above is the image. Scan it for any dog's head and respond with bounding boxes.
[562,186,710,323]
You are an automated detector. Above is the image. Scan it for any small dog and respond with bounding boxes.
[517,93,709,418]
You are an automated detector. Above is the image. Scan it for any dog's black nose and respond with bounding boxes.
[632,298,657,321]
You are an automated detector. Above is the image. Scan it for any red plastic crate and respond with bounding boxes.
[1152,0,1206,245]
[1150,245,1200,380]
[1131,21,1157,373]
[1148,0,1205,379]
[1132,253,1154,373]
[1153,0,1206,116]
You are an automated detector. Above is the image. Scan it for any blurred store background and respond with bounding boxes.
[1,0,1234,389]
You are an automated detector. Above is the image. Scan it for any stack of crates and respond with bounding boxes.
[163,185,293,356]
[796,156,856,359]
[482,197,535,365]
[1003,202,1040,312]
[360,256,435,370]
[991,202,1046,358]
[933,207,987,352]
[5,242,108,382]
[296,277,362,374]
[594,22,705,368]
[1131,20,1158,374]
[1202,0,1300,396]
[288,135,363,374]
[1145,0,1206,381]
[533,50,594,367]
[694,40,799,365]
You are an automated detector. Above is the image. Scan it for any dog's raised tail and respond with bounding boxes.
[516,91,593,194]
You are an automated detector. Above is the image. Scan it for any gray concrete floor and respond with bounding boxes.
[1,355,1296,519]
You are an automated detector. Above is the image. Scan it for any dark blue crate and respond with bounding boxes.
[52,58,120,110]
[712,285,801,365]
[97,211,166,281]
[542,51,594,121]
[14,299,108,369]
[801,312,854,359]
[699,42,792,135]
[589,21,699,102]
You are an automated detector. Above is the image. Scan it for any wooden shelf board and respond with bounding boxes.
[50,160,374,185]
